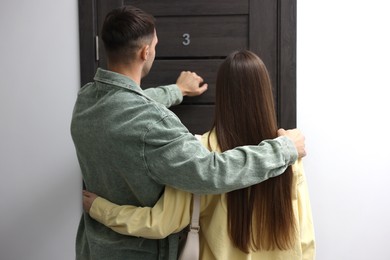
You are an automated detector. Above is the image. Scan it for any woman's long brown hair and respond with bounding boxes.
[209,50,296,253]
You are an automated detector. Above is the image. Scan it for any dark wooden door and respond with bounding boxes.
[78,0,297,133]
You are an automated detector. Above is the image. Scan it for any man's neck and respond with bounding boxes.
[108,63,142,86]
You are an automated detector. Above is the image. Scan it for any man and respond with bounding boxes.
[71,6,306,260]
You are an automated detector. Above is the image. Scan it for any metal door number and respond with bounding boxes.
[182,33,190,46]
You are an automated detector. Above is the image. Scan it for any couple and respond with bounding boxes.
[71,5,315,260]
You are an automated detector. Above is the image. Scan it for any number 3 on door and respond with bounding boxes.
[182,33,190,46]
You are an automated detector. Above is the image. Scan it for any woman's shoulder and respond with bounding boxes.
[200,130,221,152]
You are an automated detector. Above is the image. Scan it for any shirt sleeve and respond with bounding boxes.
[294,160,316,259]
[89,186,192,239]
[143,115,298,194]
[143,84,183,108]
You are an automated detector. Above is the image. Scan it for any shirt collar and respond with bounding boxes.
[93,68,143,93]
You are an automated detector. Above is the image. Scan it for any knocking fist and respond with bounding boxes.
[176,71,208,97]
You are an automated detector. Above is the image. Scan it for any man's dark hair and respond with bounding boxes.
[101,6,155,64]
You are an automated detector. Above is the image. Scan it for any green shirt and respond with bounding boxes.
[71,68,298,260]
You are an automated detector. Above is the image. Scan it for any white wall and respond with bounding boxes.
[1,1,389,260]
[298,1,390,260]
[0,1,81,260]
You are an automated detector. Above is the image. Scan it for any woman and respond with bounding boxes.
[83,50,315,259]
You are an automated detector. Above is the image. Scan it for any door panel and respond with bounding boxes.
[155,16,248,58]
[170,105,215,134]
[125,0,249,16]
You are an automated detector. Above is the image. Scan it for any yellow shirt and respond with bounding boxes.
[90,131,316,259]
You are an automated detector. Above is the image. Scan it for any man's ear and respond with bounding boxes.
[140,45,150,61]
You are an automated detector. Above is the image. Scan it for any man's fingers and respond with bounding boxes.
[197,83,208,95]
